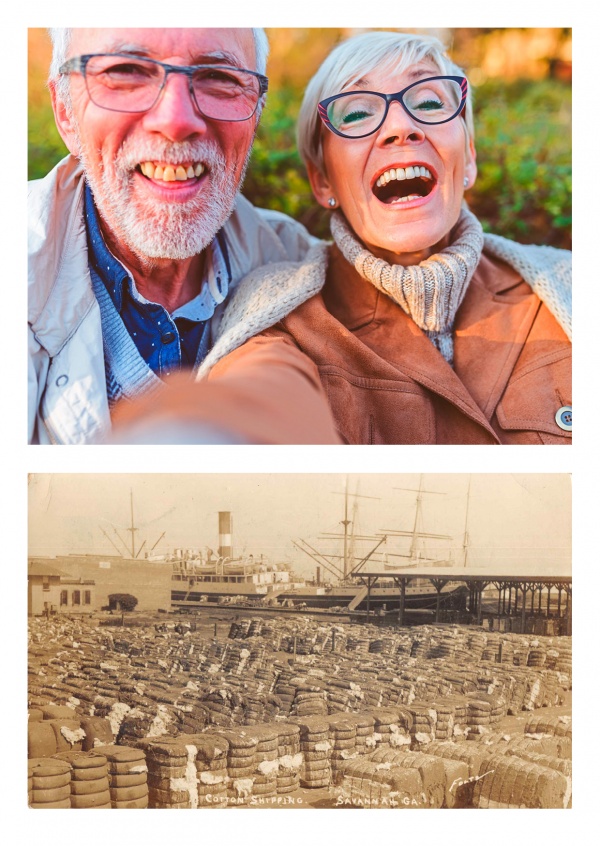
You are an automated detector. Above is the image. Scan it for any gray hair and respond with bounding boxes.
[48,27,270,111]
[297,30,474,173]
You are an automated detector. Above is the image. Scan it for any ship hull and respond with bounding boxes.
[171,579,467,612]
[276,584,466,611]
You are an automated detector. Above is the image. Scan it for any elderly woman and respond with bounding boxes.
[116,30,572,445]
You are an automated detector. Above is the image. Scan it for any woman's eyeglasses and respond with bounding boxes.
[318,75,468,139]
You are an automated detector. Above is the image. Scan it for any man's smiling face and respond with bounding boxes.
[52,28,259,261]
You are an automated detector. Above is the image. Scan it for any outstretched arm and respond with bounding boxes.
[111,332,341,445]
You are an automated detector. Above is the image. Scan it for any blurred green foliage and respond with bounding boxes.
[469,79,571,249]
[28,99,69,181]
[28,78,571,249]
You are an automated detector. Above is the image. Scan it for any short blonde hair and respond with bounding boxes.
[297,30,474,172]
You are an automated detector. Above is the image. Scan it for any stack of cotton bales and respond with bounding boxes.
[273,673,297,715]
[28,758,72,808]
[525,714,572,740]
[327,715,358,778]
[527,644,547,668]
[293,716,332,789]
[216,729,258,805]
[344,712,375,756]
[54,750,111,808]
[193,733,229,808]
[143,738,195,808]
[248,724,280,799]
[404,704,436,746]
[276,723,302,795]
[201,687,241,728]
[291,687,328,718]
[369,708,404,748]
[430,701,455,741]
[100,746,149,808]
[481,634,501,663]
[427,636,457,661]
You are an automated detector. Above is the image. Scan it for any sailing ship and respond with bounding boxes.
[263,477,468,612]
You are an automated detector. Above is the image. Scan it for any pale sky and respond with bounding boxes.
[28,473,571,577]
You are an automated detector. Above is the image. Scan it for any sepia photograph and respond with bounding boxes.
[28,473,572,811]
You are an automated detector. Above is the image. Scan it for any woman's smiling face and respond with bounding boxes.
[308,62,477,266]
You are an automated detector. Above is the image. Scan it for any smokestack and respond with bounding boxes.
[218,512,233,560]
[316,566,321,586]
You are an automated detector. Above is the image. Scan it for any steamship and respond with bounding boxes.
[170,509,467,613]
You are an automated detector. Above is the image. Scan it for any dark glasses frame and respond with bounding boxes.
[318,75,468,138]
[59,53,269,121]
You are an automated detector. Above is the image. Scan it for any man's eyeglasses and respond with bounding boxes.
[59,53,269,122]
[318,76,468,139]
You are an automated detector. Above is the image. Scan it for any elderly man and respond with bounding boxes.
[29,28,338,444]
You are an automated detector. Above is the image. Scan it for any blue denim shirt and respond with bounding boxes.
[84,184,231,375]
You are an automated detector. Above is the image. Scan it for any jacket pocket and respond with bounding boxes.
[319,367,435,444]
[495,350,571,443]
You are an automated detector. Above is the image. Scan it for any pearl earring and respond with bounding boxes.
[328,197,337,208]
[463,177,469,188]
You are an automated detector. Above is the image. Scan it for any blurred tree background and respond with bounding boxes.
[29,27,571,248]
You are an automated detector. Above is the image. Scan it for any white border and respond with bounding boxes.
[8,3,595,843]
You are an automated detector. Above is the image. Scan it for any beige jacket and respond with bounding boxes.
[28,155,318,444]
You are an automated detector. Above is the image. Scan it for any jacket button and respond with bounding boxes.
[161,332,176,345]
[55,374,68,387]
[555,406,572,431]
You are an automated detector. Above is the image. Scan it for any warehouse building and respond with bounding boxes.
[28,561,96,617]
[28,555,171,612]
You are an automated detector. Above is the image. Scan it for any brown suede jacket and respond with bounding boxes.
[209,244,571,445]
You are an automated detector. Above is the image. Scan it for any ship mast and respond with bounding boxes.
[381,477,450,565]
[299,478,379,583]
[462,476,471,567]
[99,490,164,560]
[342,477,350,579]
[336,478,379,580]
[127,489,138,558]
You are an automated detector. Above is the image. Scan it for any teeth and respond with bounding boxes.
[375,166,432,188]
[393,194,422,204]
[139,162,205,182]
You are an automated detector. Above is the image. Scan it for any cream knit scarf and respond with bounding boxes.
[330,207,485,364]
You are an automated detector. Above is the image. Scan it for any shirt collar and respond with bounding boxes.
[84,183,230,319]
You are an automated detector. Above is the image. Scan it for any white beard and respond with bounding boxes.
[77,134,250,260]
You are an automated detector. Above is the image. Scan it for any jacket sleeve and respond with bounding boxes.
[110,331,341,445]
[28,325,50,444]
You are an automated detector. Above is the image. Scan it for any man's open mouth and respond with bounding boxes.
[138,161,206,182]
[372,165,435,204]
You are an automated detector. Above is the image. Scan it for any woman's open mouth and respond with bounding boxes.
[372,165,435,205]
